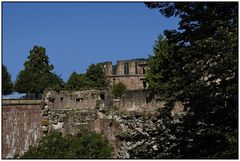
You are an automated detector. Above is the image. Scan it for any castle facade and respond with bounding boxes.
[100,59,148,90]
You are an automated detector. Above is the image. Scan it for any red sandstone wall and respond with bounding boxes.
[2,105,43,158]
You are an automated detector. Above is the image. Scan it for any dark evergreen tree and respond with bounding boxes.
[65,71,86,90]
[142,2,237,158]
[2,65,13,95]
[65,71,79,90]
[15,46,64,97]
[86,64,108,89]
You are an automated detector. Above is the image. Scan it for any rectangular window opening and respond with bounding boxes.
[76,98,83,102]
[112,65,117,75]
[143,81,147,89]
[124,62,129,75]
[135,63,138,74]
[143,68,146,74]
[100,94,105,100]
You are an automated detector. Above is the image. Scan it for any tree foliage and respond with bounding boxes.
[112,82,127,98]
[15,46,64,95]
[85,64,109,89]
[2,65,13,95]
[146,35,179,100]
[65,64,109,90]
[20,131,113,159]
[143,2,237,158]
[65,71,84,90]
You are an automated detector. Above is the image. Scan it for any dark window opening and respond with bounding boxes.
[146,97,150,104]
[76,98,83,102]
[124,62,129,75]
[49,97,55,103]
[135,63,138,74]
[60,97,63,101]
[100,94,105,100]
[143,68,146,74]
[112,65,117,75]
[143,81,147,88]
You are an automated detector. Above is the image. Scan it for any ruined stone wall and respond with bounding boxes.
[135,61,147,75]
[101,60,147,76]
[116,61,125,75]
[44,90,106,111]
[41,89,169,158]
[44,90,161,113]
[100,61,113,76]
[100,60,147,90]
[42,90,122,158]
[42,107,122,157]
[108,76,146,90]
[113,90,164,112]
[2,89,185,159]
[2,104,43,158]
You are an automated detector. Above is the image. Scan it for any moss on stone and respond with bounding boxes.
[41,119,49,126]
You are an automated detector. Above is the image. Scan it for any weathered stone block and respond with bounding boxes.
[42,126,48,132]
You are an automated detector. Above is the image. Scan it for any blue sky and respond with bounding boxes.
[3,2,179,82]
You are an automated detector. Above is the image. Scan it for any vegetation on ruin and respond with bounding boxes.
[14,46,65,96]
[2,64,13,95]
[20,131,113,159]
[112,82,127,98]
[3,2,237,159]
[41,120,49,126]
[140,2,237,159]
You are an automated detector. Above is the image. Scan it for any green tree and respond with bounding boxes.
[65,71,81,90]
[143,2,237,158]
[42,72,65,92]
[146,35,179,100]
[20,131,113,159]
[65,71,88,90]
[112,82,126,98]
[2,65,13,95]
[15,46,64,97]
[86,64,108,89]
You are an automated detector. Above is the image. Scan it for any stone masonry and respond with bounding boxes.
[2,89,185,158]
[2,104,43,158]
[100,60,148,90]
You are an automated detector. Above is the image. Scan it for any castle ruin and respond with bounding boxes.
[2,59,186,159]
[100,59,148,90]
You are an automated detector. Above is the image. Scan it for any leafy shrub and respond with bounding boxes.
[20,131,113,159]
[112,82,127,98]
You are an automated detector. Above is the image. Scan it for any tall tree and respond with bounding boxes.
[146,35,180,100]
[86,64,108,89]
[144,2,237,158]
[15,46,64,96]
[2,65,13,95]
